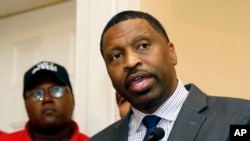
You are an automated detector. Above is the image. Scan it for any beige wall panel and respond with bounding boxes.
[140,0,250,99]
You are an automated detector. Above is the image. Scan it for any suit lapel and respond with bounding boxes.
[112,111,132,141]
[168,84,208,141]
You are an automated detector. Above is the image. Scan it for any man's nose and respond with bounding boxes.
[42,90,53,102]
[123,50,142,70]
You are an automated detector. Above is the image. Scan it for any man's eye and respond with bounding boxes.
[111,53,122,60]
[50,86,60,93]
[50,86,65,98]
[139,43,149,49]
[31,90,43,97]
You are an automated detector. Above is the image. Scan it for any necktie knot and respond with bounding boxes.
[142,115,161,128]
[142,115,161,141]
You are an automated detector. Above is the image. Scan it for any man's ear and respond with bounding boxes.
[168,42,177,65]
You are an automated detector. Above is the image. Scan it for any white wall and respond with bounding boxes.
[0,0,139,136]
[75,0,139,136]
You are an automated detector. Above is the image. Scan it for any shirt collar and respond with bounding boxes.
[130,79,189,132]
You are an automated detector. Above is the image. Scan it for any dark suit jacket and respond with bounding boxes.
[88,84,250,141]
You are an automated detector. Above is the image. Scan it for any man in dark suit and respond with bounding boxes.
[88,10,250,141]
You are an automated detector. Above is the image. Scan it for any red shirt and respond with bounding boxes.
[0,121,89,141]
[0,130,7,136]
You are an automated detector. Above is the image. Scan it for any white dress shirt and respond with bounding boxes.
[128,79,189,141]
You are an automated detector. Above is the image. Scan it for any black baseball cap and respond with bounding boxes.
[23,61,73,98]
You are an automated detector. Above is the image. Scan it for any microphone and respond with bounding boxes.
[145,127,165,141]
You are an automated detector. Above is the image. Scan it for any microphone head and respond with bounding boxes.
[152,128,165,140]
[148,127,165,141]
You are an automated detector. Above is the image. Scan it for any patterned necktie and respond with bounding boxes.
[142,115,161,141]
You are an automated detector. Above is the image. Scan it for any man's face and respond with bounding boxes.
[102,19,178,113]
[24,73,74,129]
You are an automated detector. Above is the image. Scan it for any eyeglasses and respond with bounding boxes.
[25,86,67,102]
